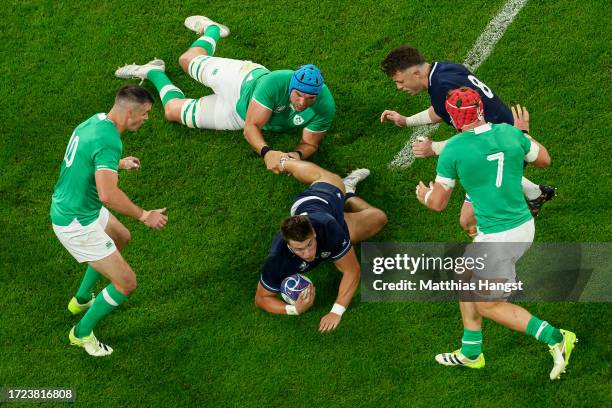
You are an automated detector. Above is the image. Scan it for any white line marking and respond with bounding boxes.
[389,0,529,169]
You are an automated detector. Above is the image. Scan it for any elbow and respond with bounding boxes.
[98,190,112,206]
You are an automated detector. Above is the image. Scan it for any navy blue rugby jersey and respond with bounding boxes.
[260,212,351,292]
[428,61,513,126]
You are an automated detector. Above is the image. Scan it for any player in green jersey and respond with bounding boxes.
[51,85,168,357]
[115,15,336,174]
[415,87,576,380]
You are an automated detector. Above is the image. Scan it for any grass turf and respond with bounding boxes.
[1,0,610,406]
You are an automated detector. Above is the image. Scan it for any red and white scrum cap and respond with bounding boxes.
[445,87,485,131]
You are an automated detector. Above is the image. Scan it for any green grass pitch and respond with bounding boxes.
[1,0,610,406]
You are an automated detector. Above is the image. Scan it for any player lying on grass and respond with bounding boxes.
[415,87,576,380]
[51,85,168,357]
[380,45,556,235]
[116,15,335,174]
[255,160,387,332]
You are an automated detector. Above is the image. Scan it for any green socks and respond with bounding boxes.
[147,70,185,106]
[526,316,563,345]
[190,25,221,56]
[75,265,101,304]
[461,329,483,360]
[74,284,128,338]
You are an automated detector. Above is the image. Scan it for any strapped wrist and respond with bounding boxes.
[260,145,271,158]
[331,303,346,316]
[139,210,150,222]
[285,304,299,315]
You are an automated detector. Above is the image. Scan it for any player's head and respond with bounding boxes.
[289,64,324,112]
[445,87,485,131]
[114,85,154,131]
[381,45,428,95]
[281,215,317,262]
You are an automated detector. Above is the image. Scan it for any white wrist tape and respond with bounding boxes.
[139,210,150,222]
[424,189,433,205]
[431,140,449,155]
[285,304,299,315]
[405,109,433,127]
[331,303,346,316]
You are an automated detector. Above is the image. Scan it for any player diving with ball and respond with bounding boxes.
[255,160,387,332]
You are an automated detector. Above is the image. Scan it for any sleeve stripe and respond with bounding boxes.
[251,98,273,111]
[435,175,456,189]
[260,276,280,292]
[95,167,118,173]
[524,139,540,162]
[304,128,328,133]
[331,241,352,260]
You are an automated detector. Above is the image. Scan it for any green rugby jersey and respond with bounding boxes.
[436,123,533,234]
[50,113,122,226]
[236,69,336,132]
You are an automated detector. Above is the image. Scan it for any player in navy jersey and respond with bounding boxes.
[255,159,387,332]
[380,45,555,235]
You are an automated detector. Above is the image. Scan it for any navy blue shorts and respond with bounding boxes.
[290,182,346,225]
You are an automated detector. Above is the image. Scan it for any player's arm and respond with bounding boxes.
[95,170,167,229]
[511,104,551,168]
[380,106,443,128]
[254,282,315,315]
[318,247,360,332]
[244,100,285,173]
[290,129,325,159]
[415,180,453,212]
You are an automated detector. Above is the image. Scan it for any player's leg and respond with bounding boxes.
[179,16,230,73]
[281,159,345,192]
[69,209,129,314]
[343,198,387,243]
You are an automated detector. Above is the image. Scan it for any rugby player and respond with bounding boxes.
[415,87,576,379]
[255,160,387,332]
[116,16,335,174]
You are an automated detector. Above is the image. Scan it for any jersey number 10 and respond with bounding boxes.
[487,152,504,188]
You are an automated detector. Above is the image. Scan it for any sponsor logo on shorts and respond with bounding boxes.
[105,241,113,249]
[212,68,219,76]
[299,261,308,271]
[321,252,331,259]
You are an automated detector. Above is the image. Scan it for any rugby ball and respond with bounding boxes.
[280,274,312,305]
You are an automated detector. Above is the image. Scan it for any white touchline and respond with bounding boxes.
[389,0,529,169]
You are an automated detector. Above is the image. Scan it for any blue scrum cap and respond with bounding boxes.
[289,64,324,96]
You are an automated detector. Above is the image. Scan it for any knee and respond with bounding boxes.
[116,270,137,295]
[164,100,182,122]
[373,209,388,229]
[178,52,193,72]
[475,301,499,317]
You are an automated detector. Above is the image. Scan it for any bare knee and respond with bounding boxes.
[475,301,500,317]
[114,268,137,295]
[164,100,183,122]
[372,209,388,229]
[178,52,193,72]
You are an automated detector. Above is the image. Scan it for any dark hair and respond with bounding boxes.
[381,45,426,76]
[115,85,154,105]
[281,215,314,242]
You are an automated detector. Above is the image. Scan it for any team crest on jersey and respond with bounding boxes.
[299,261,308,271]
[293,115,304,125]
[321,252,331,259]
[274,105,286,113]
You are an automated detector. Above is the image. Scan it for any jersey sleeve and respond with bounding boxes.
[251,74,282,111]
[322,216,351,260]
[260,254,286,292]
[520,132,540,162]
[304,87,336,133]
[92,123,121,172]
[436,145,458,188]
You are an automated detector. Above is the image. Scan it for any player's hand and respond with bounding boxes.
[380,110,407,127]
[119,156,141,171]
[295,285,316,314]
[263,150,285,174]
[412,137,435,158]
[415,181,432,205]
[319,312,342,332]
[141,208,168,229]
[284,151,302,160]
[511,104,530,133]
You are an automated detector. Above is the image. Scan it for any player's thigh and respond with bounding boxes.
[88,250,136,292]
[180,95,243,130]
[187,56,247,92]
[311,172,345,193]
[104,211,131,248]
